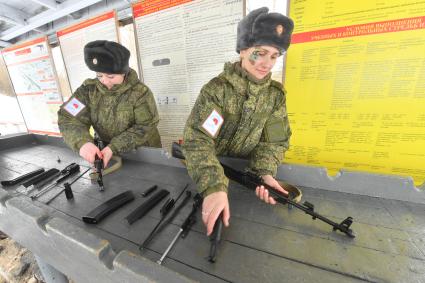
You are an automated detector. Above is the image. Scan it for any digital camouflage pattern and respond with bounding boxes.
[58,68,161,154]
[183,61,291,196]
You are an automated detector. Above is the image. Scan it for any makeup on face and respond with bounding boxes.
[242,46,282,80]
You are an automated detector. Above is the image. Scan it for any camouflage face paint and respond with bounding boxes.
[249,48,262,65]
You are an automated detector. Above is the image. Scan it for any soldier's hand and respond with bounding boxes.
[202,191,230,236]
[255,175,288,205]
[79,142,103,164]
[101,146,113,167]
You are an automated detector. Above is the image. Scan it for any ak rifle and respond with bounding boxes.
[171,142,355,238]
[93,133,105,191]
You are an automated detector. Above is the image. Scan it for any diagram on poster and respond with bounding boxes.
[2,37,62,135]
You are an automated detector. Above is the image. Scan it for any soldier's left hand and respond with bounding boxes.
[101,146,113,167]
[255,175,288,204]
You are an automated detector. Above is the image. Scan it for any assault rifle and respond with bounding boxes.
[93,133,105,191]
[171,142,355,238]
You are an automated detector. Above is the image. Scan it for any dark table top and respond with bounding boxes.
[1,141,424,283]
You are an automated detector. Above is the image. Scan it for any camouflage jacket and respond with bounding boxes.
[182,61,291,196]
[58,68,162,154]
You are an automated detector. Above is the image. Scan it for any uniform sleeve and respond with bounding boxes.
[57,84,93,153]
[182,82,229,196]
[248,89,292,177]
[108,87,160,154]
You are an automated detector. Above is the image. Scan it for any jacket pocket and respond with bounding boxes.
[263,117,287,142]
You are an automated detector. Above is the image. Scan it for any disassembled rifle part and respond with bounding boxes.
[1,168,45,187]
[141,185,158,197]
[157,194,202,265]
[125,189,170,225]
[44,167,90,205]
[140,184,189,250]
[31,163,80,200]
[83,190,135,224]
[208,212,224,263]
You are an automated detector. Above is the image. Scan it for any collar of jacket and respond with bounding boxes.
[84,68,139,95]
[219,61,272,96]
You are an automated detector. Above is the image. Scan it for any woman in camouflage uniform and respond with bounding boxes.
[58,41,161,167]
[182,8,294,235]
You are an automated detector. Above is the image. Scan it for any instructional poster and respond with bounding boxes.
[285,0,425,186]
[133,0,243,150]
[1,37,62,135]
[0,55,27,135]
[57,11,119,95]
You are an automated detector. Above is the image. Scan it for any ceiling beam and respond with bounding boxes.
[0,40,12,47]
[67,10,84,20]
[0,16,24,26]
[28,0,58,10]
[0,3,29,26]
[0,0,103,41]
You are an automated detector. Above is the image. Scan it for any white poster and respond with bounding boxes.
[133,0,243,149]
[57,11,119,94]
[2,37,62,135]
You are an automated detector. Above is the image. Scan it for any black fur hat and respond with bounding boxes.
[236,7,294,53]
[84,40,130,74]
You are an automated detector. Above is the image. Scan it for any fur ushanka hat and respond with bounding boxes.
[84,40,130,74]
[236,7,294,53]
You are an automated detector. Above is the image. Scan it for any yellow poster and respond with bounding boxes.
[285,0,425,186]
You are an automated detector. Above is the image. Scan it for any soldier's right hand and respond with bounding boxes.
[79,142,103,164]
[202,191,230,236]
